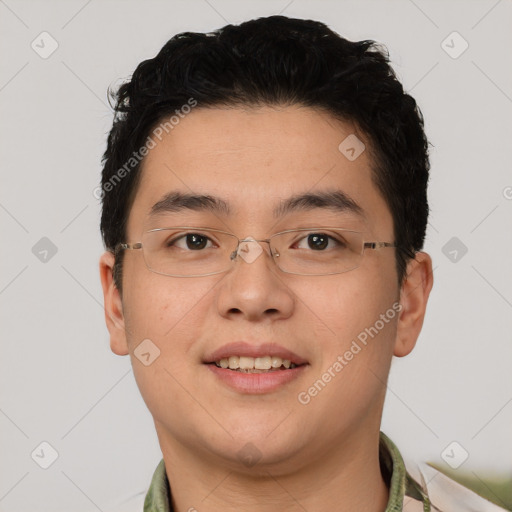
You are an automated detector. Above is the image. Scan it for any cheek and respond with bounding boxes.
[308,270,399,364]
[123,268,215,343]
[298,274,399,423]
[121,275,216,423]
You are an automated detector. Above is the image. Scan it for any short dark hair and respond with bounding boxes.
[100,15,429,290]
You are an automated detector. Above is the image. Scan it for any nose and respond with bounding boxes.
[216,239,295,322]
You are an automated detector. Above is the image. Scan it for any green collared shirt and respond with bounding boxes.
[143,432,432,511]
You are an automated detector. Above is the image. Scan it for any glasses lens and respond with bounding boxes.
[272,229,364,275]
[142,228,237,277]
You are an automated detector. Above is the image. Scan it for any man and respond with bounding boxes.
[98,15,503,511]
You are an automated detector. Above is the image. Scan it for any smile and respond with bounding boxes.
[213,355,298,371]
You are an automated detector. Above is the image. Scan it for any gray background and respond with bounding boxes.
[1,0,511,510]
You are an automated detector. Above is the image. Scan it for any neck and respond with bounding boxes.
[156,426,389,512]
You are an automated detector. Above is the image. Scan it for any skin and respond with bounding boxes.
[100,105,433,512]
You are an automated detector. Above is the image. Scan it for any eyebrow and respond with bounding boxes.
[150,192,231,216]
[149,190,364,219]
[274,190,364,218]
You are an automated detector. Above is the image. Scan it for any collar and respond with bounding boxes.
[143,432,430,512]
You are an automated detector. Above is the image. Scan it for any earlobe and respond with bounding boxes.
[99,252,129,356]
[394,252,434,358]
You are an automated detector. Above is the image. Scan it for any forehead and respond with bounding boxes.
[127,106,392,234]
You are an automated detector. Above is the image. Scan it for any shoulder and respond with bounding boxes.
[381,433,508,512]
[405,461,508,511]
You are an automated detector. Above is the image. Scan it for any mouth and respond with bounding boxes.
[210,355,300,373]
[203,342,308,394]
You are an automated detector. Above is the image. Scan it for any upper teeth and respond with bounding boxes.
[215,356,295,370]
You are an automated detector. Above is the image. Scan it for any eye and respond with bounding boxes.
[170,233,214,250]
[295,233,345,251]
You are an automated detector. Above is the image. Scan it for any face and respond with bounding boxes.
[100,105,432,474]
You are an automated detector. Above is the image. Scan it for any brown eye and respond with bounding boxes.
[295,233,339,251]
[169,233,213,250]
[307,234,329,250]
[185,234,208,250]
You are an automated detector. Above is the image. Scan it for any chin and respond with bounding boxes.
[208,422,306,471]
[213,442,304,475]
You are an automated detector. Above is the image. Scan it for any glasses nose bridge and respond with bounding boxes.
[229,236,276,263]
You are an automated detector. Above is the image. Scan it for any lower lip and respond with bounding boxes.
[206,363,308,394]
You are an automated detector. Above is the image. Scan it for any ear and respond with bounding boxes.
[99,251,129,356]
[394,251,433,357]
